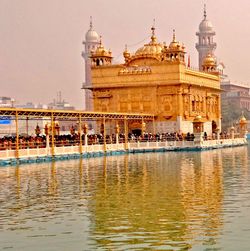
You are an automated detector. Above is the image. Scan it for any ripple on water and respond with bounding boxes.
[0,147,250,250]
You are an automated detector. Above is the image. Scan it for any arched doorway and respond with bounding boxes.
[130,121,143,136]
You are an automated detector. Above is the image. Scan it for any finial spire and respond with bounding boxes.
[150,19,157,43]
[90,16,93,29]
[204,4,207,19]
[173,29,176,42]
[151,18,156,35]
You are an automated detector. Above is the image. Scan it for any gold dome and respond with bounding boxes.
[134,26,163,58]
[123,44,130,58]
[91,36,112,57]
[239,113,247,124]
[135,43,163,56]
[169,30,184,51]
[203,53,216,66]
[193,115,203,123]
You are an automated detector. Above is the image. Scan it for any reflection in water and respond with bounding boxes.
[0,146,249,250]
[180,151,224,247]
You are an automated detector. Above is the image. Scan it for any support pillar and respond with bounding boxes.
[142,119,146,136]
[230,126,235,139]
[79,115,83,154]
[215,128,220,140]
[124,117,128,150]
[45,124,50,151]
[115,123,120,144]
[103,117,106,152]
[83,123,88,147]
[51,113,55,157]
[153,117,155,135]
[15,111,19,159]
[46,135,50,149]
[26,117,29,136]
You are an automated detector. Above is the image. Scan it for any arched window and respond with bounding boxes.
[192,101,195,111]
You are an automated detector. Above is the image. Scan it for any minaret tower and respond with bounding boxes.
[82,17,99,110]
[196,5,216,70]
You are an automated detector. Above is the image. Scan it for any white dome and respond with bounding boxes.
[85,29,99,42]
[199,18,213,32]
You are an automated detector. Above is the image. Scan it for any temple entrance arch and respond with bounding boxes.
[130,121,143,136]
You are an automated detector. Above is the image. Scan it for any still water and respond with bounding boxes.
[1,145,250,251]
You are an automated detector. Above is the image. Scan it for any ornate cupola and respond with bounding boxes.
[126,25,163,64]
[134,25,163,58]
[123,44,131,64]
[196,4,217,70]
[90,36,112,66]
[202,53,217,72]
[164,30,186,63]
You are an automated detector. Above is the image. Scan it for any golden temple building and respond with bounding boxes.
[89,26,221,135]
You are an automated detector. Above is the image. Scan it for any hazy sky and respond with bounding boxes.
[1,0,250,109]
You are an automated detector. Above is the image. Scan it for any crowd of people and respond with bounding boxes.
[0,131,232,151]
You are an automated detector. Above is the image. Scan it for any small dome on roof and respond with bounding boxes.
[123,45,130,58]
[239,114,247,124]
[168,30,184,51]
[193,115,203,122]
[91,37,112,58]
[230,126,235,131]
[203,53,216,66]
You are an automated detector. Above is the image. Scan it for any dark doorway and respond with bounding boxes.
[212,120,217,133]
[132,129,142,136]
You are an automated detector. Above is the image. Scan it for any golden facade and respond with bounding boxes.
[90,27,221,134]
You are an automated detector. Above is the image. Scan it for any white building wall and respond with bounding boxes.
[203,121,212,135]
[179,120,194,134]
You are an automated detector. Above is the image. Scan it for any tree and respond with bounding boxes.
[221,98,249,131]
